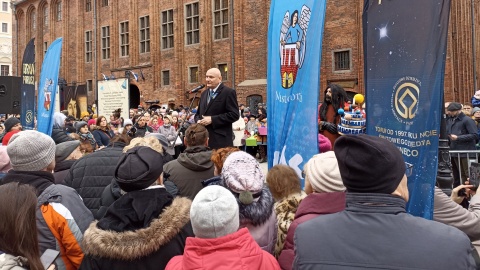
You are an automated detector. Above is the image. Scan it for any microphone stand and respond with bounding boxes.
[170,90,200,148]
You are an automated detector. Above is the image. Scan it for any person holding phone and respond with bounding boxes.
[0,183,46,270]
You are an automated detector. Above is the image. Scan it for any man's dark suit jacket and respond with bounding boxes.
[194,83,239,149]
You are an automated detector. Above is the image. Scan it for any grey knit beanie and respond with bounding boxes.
[190,185,239,238]
[7,130,56,171]
[74,121,88,133]
[304,151,345,193]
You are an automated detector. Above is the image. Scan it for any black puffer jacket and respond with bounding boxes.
[64,142,126,219]
[51,127,73,145]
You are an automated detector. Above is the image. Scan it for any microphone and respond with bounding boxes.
[187,84,205,93]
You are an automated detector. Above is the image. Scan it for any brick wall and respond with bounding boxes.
[11,0,480,109]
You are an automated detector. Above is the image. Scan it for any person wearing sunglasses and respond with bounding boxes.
[293,134,477,269]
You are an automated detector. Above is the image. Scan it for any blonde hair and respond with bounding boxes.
[123,137,163,154]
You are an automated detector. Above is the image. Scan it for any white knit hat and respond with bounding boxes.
[7,130,56,171]
[190,185,239,238]
[304,151,345,193]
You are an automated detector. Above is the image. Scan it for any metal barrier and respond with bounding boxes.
[448,150,480,184]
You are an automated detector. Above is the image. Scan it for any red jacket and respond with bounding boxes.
[278,192,346,270]
[166,228,280,270]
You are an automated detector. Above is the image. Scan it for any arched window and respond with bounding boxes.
[43,5,48,27]
[27,7,36,37]
[55,1,62,21]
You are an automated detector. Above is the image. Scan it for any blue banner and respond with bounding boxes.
[21,38,35,130]
[37,38,62,135]
[364,0,451,219]
[267,0,327,180]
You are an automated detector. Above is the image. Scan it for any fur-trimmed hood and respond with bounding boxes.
[238,186,275,227]
[82,196,191,260]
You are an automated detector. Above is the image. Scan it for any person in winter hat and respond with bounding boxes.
[80,146,194,270]
[1,130,94,270]
[1,117,22,145]
[53,141,82,184]
[76,120,97,151]
[293,134,477,269]
[220,151,277,254]
[318,133,332,153]
[166,185,281,270]
[278,151,345,269]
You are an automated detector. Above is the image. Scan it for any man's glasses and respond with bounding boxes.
[405,162,414,177]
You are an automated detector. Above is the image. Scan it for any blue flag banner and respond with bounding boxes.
[267,0,327,180]
[37,38,63,135]
[364,0,451,219]
[21,38,35,130]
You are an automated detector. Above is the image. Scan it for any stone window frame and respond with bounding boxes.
[161,9,174,50]
[85,30,93,62]
[55,1,62,22]
[119,21,129,57]
[1,22,6,33]
[332,49,352,73]
[162,70,170,86]
[1,2,7,12]
[0,65,9,76]
[101,25,110,60]
[139,16,150,53]
[85,0,92,12]
[185,2,200,45]
[217,63,228,81]
[188,66,199,83]
[212,0,229,40]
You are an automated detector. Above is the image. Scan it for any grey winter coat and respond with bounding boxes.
[163,145,214,200]
[294,193,477,269]
[434,186,480,241]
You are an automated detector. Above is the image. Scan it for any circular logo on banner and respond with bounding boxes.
[25,110,33,124]
[391,77,421,125]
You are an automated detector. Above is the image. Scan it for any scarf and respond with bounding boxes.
[79,132,96,145]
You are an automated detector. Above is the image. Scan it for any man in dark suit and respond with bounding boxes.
[194,68,239,149]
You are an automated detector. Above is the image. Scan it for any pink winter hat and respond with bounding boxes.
[0,145,12,172]
[87,119,96,128]
[318,134,332,153]
[221,151,264,204]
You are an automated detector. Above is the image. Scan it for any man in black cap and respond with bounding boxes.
[446,102,478,187]
[0,116,22,145]
[80,146,194,270]
[293,134,477,269]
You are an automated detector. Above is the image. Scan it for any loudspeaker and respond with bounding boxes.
[0,76,21,114]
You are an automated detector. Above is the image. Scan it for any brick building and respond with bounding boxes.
[10,0,480,112]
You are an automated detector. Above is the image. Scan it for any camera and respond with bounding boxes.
[127,126,137,138]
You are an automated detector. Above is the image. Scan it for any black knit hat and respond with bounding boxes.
[334,134,406,194]
[4,117,20,132]
[115,146,164,192]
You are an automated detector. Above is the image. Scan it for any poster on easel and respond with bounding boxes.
[97,78,130,121]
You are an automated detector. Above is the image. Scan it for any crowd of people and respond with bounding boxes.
[2,74,480,269]
[1,117,480,269]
